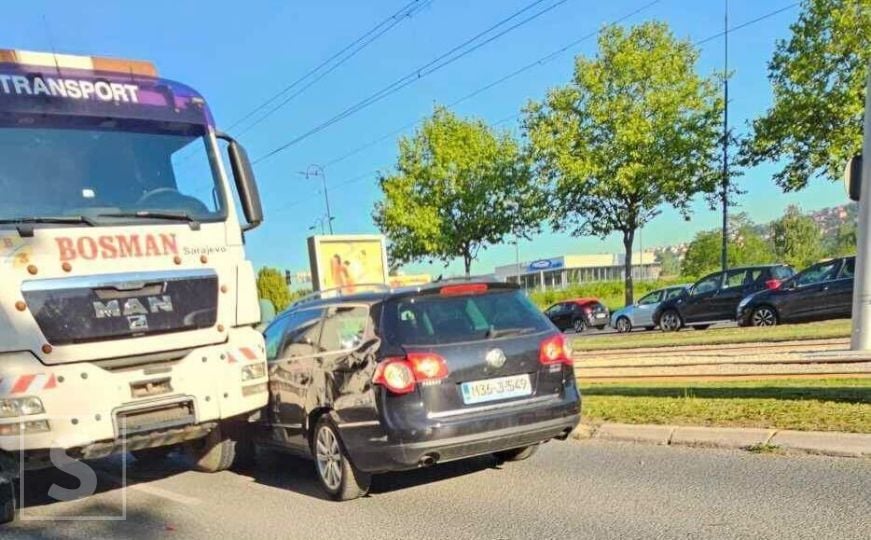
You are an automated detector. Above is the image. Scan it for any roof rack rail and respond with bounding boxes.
[291,283,392,307]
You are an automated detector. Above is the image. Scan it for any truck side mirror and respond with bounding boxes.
[217,131,264,231]
[845,155,862,202]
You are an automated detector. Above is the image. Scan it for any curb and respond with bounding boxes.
[573,423,871,458]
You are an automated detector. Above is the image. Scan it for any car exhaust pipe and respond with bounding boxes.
[418,453,438,467]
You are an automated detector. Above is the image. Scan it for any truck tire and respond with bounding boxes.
[185,425,236,473]
[0,476,16,524]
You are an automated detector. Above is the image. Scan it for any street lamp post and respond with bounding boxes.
[299,164,333,234]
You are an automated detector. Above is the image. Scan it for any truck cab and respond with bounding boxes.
[0,49,267,519]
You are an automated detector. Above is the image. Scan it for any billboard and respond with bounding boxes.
[307,235,389,293]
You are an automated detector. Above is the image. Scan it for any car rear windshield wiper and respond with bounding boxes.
[98,211,201,230]
[486,326,537,339]
[0,216,98,237]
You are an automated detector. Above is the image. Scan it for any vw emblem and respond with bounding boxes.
[485,348,507,368]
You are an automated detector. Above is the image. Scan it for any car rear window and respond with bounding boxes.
[382,289,552,346]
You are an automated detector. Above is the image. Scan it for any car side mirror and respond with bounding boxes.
[217,131,263,231]
[844,155,862,201]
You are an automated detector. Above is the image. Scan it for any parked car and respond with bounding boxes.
[544,298,610,332]
[258,280,581,500]
[737,256,854,327]
[653,264,795,332]
[609,285,690,333]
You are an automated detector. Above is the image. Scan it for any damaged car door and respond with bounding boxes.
[268,307,324,449]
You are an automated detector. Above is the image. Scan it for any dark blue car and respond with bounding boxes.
[257,280,581,500]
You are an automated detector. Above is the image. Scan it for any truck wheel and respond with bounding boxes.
[494,444,539,463]
[132,446,174,467]
[312,417,370,501]
[0,477,16,524]
[185,425,236,473]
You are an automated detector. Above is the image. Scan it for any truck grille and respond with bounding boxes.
[21,269,218,345]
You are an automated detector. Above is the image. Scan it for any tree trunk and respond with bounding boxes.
[622,229,636,306]
[463,246,472,277]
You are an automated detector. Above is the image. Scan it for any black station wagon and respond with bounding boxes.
[256,280,581,500]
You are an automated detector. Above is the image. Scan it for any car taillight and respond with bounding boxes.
[373,353,449,394]
[440,283,488,296]
[539,334,572,366]
[765,279,782,290]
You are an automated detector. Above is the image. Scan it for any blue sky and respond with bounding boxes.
[4,0,849,277]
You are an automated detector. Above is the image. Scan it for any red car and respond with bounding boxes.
[544,298,610,332]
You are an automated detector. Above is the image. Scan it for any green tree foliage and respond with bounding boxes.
[772,205,823,268]
[373,106,545,275]
[743,0,871,191]
[682,215,771,276]
[523,22,723,305]
[256,267,292,312]
[655,250,681,277]
[828,220,858,257]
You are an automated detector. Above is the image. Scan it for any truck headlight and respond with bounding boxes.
[241,363,266,382]
[0,396,45,418]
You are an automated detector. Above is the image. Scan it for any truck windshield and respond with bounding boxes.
[0,123,226,225]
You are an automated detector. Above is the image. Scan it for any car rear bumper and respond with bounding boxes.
[339,389,581,473]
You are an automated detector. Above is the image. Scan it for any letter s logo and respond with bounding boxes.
[47,447,97,502]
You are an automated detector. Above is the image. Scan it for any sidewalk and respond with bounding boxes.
[573,423,871,458]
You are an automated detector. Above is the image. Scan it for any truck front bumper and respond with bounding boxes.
[0,327,267,470]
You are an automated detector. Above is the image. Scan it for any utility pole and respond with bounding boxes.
[720,0,730,273]
[299,164,333,234]
[850,66,871,351]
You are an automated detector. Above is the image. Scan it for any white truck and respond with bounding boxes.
[0,49,268,520]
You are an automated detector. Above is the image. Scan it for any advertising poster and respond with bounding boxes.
[308,235,389,293]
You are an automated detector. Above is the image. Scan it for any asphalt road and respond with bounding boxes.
[571,321,736,338]
[5,441,870,539]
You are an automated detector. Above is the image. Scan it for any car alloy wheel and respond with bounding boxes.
[315,424,343,492]
[616,317,631,333]
[660,311,681,332]
[751,306,777,327]
[573,319,585,333]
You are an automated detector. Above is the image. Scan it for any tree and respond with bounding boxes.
[772,205,823,268]
[682,214,771,277]
[373,106,545,275]
[257,267,292,312]
[655,250,681,277]
[523,22,723,305]
[743,0,871,191]
[828,220,858,257]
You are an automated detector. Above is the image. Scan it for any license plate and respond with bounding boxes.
[595,313,607,319]
[461,374,532,405]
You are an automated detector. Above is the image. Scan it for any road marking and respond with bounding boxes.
[97,470,201,506]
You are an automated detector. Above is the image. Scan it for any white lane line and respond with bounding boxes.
[97,471,201,506]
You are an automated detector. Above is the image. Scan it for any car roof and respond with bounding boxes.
[282,277,518,313]
[565,298,601,305]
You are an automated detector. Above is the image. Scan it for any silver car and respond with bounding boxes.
[609,285,689,333]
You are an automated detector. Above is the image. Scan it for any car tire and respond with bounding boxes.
[132,446,174,467]
[659,310,683,332]
[750,306,778,327]
[495,444,539,463]
[692,324,711,331]
[572,318,585,333]
[184,424,237,473]
[0,477,16,524]
[312,417,371,501]
[615,317,632,333]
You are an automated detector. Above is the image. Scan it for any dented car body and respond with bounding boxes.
[257,280,581,499]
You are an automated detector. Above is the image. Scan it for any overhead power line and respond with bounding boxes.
[254,0,572,164]
[227,0,431,135]
[268,1,799,215]
[323,0,661,168]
